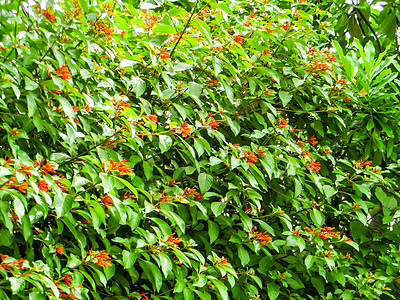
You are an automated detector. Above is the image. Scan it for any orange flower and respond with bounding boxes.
[141,114,158,123]
[306,160,320,173]
[5,177,29,193]
[325,250,333,257]
[249,227,272,245]
[53,64,72,81]
[307,136,318,146]
[164,233,182,246]
[156,190,174,205]
[280,22,290,30]
[54,245,64,256]
[0,257,25,273]
[292,230,301,236]
[86,249,112,268]
[10,129,20,136]
[233,35,242,43]
[18,165,33,176]
[300,150,310,157]
[41,7,56,22]
[207,117,220,129]
[324,148,331,155]
[158,48,170,60]
[37,180,50,192]
[111,98,130,113]
[218,257,228,265]
[243,150,258,164]
[354,157,372,169]
[3,156,13,166]
[59,290,76,299]
[171,122,192,137]
[276,119,287,128]
[35,159,57,175]
[100,195,114,209]
[91,20,114,40]
[107,159,134,175]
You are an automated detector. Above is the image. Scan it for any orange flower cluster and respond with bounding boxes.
[183,187,204,199]
[34,5,56,22]
[307,135,318,146]
[164,233,182,246]
[280,22,290,30]
[156,190,174,205]
[0,254,25,273]
[37,180,51,192]
[242,150,258,164]
[107,159,134,175]
[100,195,113,209]
[206,77,218,87]
[218,257,228,265]
[111,98,130,113]
[305,59,330,76]
[35,159,57,175]
[354,157,372,169]
[158,48,170,60]
[170,121,192,137]
[55,180,68,192]
[2,156,13,166]
[142,13,159,31]
[207,117,220,129]
[276,119,287,128]
[55,273,73,287]
[233,35,243,43]
[141,114,158,123]
[54,244,64,256]
[304,226,341,240]
[18,165,33,176]
[301,150,310,157]
[11,128,19,136]
[91,20,114,40]
[53,64,72,81]
[70,0,82,18]
[249,227,272,245]
[59,290,76,299]
[337,76,348,85]
[5,176,29,193]
[86,249,112,268]
[306,160,320,173]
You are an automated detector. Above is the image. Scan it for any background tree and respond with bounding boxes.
[0,0,400,299]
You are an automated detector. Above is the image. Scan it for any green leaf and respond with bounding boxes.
[139,260,163,292]
[27,92,37,117]
[153,24,176,34]
[208,220,219,244]
[198,173,213,193]
[211,202,226,217]
[159,134,173,153]
[53,194,73,218]
[311,276,325,295]
[122,250,136,269]
[267,282,280,300]
[310,209,325,227]
[237,245,250,266]
[279,91,292,107]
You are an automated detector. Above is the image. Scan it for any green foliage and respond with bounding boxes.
[1,0,400,299]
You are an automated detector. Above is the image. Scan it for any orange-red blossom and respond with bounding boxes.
[86,249,112,268]
[53,64,72,81]
[107,159,134,175]
[249,227,272,245]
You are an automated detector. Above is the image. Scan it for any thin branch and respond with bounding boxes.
[169,0,201,59]
[356,8,382,53]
